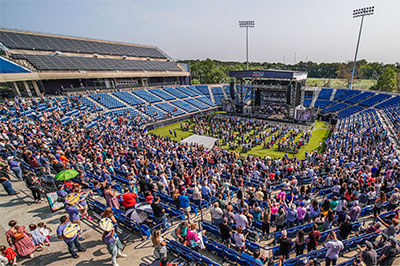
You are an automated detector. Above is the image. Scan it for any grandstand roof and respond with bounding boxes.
[229,69,308,81]
[11,53,182,72]
[0,28,167,59]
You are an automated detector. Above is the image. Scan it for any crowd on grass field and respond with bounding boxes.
[186,115,312,153]
[0,95,399,266]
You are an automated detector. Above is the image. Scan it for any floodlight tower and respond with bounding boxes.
[349,6,374,90]
[239,20,255,70]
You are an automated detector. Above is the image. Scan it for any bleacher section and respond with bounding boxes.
[314,100,334,109]
[171,100,199,113]
[303,99,312,107]
[333,89,347,100]
[155,102,186,116]
[345,91,375,104]
[338,105,364,118]
[104,108,146,120]
[336,90,360,101]
[213,95,225,105]
[197,96,216,107]
[79,97,103,111]
[89,93,125,109]
[195,85,210,95]
[184,98,210,110]
[112,92,145,106]
[317,88,333,100]
[148,89,176,101]
[375,95,400,109]
[320,102,349,114]
[0,56,30,73]
[162,87,188,99]
[141,105,166,120]
[175,86,199,97]
[359,94,391,107]
[11,54,181,72]
[0,30,166,58]
[211,87,223,96]
[131,90,162,103]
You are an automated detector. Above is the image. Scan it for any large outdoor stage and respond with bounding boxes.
[224,69,315,124]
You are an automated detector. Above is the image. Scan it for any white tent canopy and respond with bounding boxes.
[180,134,218,150]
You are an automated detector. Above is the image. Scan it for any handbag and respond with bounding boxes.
[13,232,25,242]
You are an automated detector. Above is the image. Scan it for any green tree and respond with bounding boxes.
[375,66,398,92]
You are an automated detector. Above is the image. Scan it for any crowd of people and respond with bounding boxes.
[0,95,399,266]
[186,115,311,154]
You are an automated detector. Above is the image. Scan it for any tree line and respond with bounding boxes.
[178,59,400,92]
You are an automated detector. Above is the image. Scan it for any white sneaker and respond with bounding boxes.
[113,264,119,266]
[119,254,127,258]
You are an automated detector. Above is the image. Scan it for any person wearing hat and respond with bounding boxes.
[65,193,84,227]
[379,236,400,266]
[57,215,86,259]
[100,217,126,266]
[357,240,377,266]
[296,201,306,225]
[219,217,232,248]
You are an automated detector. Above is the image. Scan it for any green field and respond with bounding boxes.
[150,119,331,160]
[306,78,376,90]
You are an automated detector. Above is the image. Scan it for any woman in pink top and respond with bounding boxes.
[187,223,200,248]
[270,200,279,225]
[277,189,286,202]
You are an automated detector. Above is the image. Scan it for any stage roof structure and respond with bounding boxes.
[229,69,308,81]
[180,134,218,150]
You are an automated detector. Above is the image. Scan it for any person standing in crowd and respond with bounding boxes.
[100,218,126,266]
[5,220,36,258]
[324,231,344,266]
[278,230,292,261]
[219,218,232,249]
[210,202,224,226]
[378,236,400,266]
[0,162,18,196]
[23,170,42,203]
[178,190,191,223]
[104,184,120,210]
[294,229,305,256]
[57,216,85,259]
[357,241,377,266]
[118,187,137,212]
[151,197,167,229]
[151,230,167,260]
[307,224,321,252]
[8,157,22,180]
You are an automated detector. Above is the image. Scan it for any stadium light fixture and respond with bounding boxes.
[349,6,374,90]
[239,20,255,70]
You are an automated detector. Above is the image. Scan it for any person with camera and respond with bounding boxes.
[324,231,344,266]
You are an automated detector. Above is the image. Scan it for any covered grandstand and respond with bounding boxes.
[0,29,190,97]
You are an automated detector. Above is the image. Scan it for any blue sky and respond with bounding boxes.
[1,0,399,63]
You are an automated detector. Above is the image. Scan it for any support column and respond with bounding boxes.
[23,81,33,97]
[32,81,41,97]
[12,82,21,97]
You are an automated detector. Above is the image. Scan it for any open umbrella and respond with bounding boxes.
[56,169,79,181]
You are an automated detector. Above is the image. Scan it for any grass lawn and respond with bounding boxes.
[306,78,376,90]
[150,119,331,160]
[149,122,193,142]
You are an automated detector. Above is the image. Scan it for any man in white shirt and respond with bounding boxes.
[234,210,248,230]
[324,231,344,266]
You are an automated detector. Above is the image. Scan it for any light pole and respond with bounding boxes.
[349,6,374,90]
[239,20,255,70]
